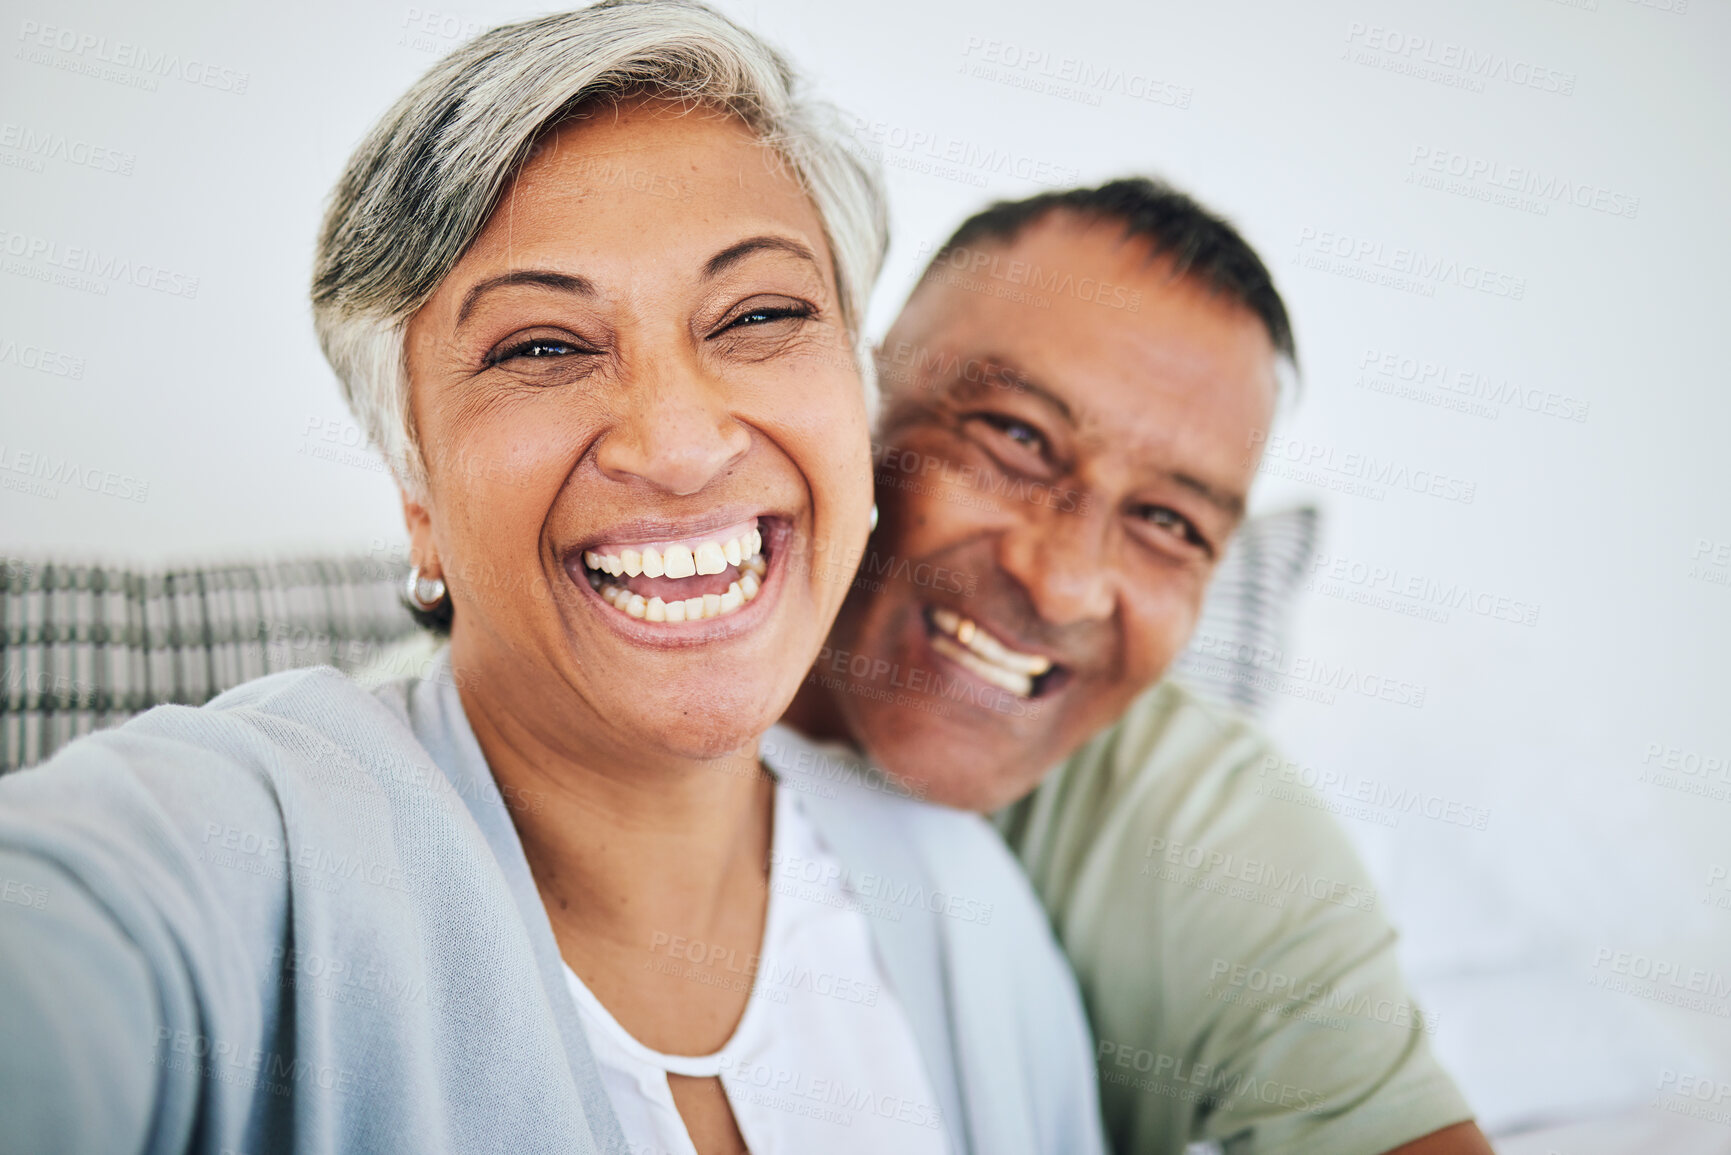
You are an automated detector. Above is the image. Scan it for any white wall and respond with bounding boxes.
[3,0,1727,1135]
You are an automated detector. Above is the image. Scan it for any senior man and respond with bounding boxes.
[783,179,1493,1155]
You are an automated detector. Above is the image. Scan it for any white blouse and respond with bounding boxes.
[561,783,951,1155]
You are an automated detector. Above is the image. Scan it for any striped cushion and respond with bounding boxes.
[1170,505,1320,716]
[0,558,415,773]
[0,506,1317,773]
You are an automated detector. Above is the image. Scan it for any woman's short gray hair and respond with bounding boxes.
[312,0,887,498]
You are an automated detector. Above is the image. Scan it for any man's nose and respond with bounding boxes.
[593,355,752,495]
[995,502,1116,627]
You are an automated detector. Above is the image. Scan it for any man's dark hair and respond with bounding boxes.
[926,176,1297,370]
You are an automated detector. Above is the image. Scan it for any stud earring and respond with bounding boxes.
[405,565,448,612]
[868,503,879,533]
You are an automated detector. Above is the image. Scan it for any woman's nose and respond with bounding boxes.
[593,356,753,496]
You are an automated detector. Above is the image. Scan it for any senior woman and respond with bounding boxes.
[0,4,1104,1154]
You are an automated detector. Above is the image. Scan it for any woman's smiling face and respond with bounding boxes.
[402,99,873,764]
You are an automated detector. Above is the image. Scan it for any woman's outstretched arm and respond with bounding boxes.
[0,848,171,1153]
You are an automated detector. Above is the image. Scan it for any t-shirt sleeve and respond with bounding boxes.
[1013,686,1475,1155]
[1154,764,1473,1155]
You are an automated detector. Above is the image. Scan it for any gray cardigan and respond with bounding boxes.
[0,655,1105,1154]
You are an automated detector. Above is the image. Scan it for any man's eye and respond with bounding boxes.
[1139,505,1203,546]
[979,414,1046,455]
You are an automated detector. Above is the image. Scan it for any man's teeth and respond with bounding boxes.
[585,526,761,581]
[931,636,1034,698]
[929,606,1053,695]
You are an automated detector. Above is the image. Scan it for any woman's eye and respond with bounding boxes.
[721,305,809,331]
[492,336,587,364]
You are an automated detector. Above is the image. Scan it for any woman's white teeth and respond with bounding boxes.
[585,525,768,625]
[929,606,1053,688]
[587,527,761,583]
[600,578,758,623]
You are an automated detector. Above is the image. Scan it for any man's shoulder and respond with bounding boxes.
[1007,681,1292,878]
[1006,678,1385,961]
[1073,678,1270,800]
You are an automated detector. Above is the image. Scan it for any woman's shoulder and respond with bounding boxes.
[0,665,438,904]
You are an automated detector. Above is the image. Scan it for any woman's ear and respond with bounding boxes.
[401,488,440,577]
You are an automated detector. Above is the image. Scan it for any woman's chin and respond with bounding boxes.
[616,699,781,764]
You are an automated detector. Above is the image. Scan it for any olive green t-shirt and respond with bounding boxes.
[998,680,1474,1155]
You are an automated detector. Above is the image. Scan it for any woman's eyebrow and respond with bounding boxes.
[703,235,820,280]
[457,269,594,326]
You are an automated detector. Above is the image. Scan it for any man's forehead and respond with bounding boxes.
[897,300,1275,441]
[885,226,1277,507]
[903,224,1276,396]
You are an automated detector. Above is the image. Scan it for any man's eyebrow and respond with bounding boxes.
[703,235,820,280]
[1171,471,1246,520]
[457,269,593,327]
[956,356,1075,424]
[955,355,1241,516]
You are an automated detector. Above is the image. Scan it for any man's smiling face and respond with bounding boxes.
[819,211,1280,811]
